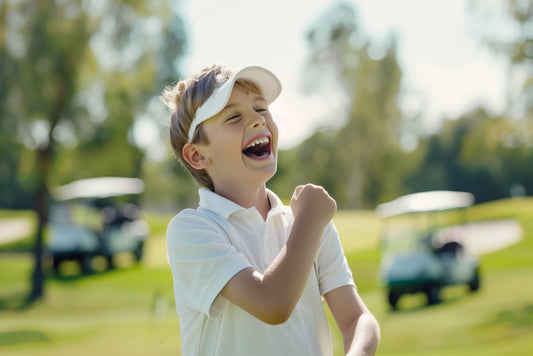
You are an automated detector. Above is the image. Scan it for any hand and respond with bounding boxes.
[290,184,337,228]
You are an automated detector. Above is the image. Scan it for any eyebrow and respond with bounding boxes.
[220,95,267,114]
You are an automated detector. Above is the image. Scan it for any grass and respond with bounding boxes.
[1,198,533,355]
[0,259,179,355]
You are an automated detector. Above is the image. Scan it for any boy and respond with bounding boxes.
[163,64,379,355]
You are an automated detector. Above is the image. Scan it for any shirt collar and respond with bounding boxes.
[198,188,286,219]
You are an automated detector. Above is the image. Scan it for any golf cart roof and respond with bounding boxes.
[53,177,144,201]
[376,190,475,218]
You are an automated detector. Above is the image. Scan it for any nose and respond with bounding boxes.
[249,110,266,129]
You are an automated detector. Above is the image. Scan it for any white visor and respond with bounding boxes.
[188,66,282,142]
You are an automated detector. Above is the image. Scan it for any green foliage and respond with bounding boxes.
[470,0,533,117]
[0,0,188,302]
[272,2,414,209]
[1,0,187,195]
[406,109,533,202]
[273,1,532,210]
[141,155,200,211]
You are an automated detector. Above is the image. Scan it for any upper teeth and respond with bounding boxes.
[246,137,269,149]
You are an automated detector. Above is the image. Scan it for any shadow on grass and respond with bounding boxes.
[44,253,142,283]
[0,291,32,311]
[0,263,141,311]
[387,287,480,314]
[482,304,533,328]
[0,271,103,312]
[0,330,50,346]
[46,257,144,284]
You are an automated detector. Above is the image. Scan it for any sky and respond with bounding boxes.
[178,0,509,150]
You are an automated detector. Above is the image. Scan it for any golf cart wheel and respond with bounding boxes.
[79,256,93,274]
[52,257,61,273]
[469,268,481,292]
[388,290,400,309]
[134,242,144,262]
[425,285,441,305]
[106,254,115,270]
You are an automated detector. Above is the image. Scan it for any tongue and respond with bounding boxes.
[243,143,269,157]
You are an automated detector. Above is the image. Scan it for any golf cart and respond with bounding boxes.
[376,191,481,309]
[48,177,149,274]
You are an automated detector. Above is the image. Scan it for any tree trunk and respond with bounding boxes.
[28,190,46,302]
[27,148,51,303]
[27,59,65,302]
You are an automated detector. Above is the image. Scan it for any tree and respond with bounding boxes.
[406,108,533,201]
[0,0,187,302]
[470,0,533,117]
[459,0,533,199]
[273,2,408,208]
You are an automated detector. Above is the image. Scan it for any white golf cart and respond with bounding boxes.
[376,191,481,309]
[48,177,149,274]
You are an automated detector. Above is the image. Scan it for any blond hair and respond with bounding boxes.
[162,64,262,190]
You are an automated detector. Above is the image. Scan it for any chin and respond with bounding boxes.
[254,163,277,185]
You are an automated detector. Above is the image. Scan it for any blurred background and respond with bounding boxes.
[1,0,532,355]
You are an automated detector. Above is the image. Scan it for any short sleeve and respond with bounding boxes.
[315,221,355,296]
[166,210,252,317]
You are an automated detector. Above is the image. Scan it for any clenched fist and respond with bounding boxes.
[290,184,337,229]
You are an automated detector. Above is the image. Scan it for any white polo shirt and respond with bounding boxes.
[167,188,355,356]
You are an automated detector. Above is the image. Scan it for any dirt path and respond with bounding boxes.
[0,217,525,254]
[435,219,523,255]
[0,218,32,245]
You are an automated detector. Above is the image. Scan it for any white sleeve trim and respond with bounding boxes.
[316,221,356,296]
[203,260,252,318]
[320,275,356,296]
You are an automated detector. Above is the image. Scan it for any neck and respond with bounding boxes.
[214,184,271,220]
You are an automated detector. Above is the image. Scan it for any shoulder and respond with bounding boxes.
[167,208,223,230]
[168,208,205,228]
[166,208,226,244]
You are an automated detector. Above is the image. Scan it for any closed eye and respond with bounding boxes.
[225,114,242,123]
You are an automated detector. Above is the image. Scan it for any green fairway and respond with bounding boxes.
[1,198,532,355]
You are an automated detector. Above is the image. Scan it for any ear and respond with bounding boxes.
[183,143,211,169]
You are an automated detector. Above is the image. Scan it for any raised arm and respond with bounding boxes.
[220,184,336,324]
[325,285,380,356]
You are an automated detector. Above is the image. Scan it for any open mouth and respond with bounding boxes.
[242,136,272,159]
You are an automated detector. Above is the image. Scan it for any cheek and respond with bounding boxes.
[268,120,279,149]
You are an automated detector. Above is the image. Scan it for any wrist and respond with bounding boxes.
[292,213,330,239]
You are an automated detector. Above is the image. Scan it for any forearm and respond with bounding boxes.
[221,183,336,324]
[344,313,380,356]
[221,215,327,324]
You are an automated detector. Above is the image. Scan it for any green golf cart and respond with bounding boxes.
[376,191,481,309]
